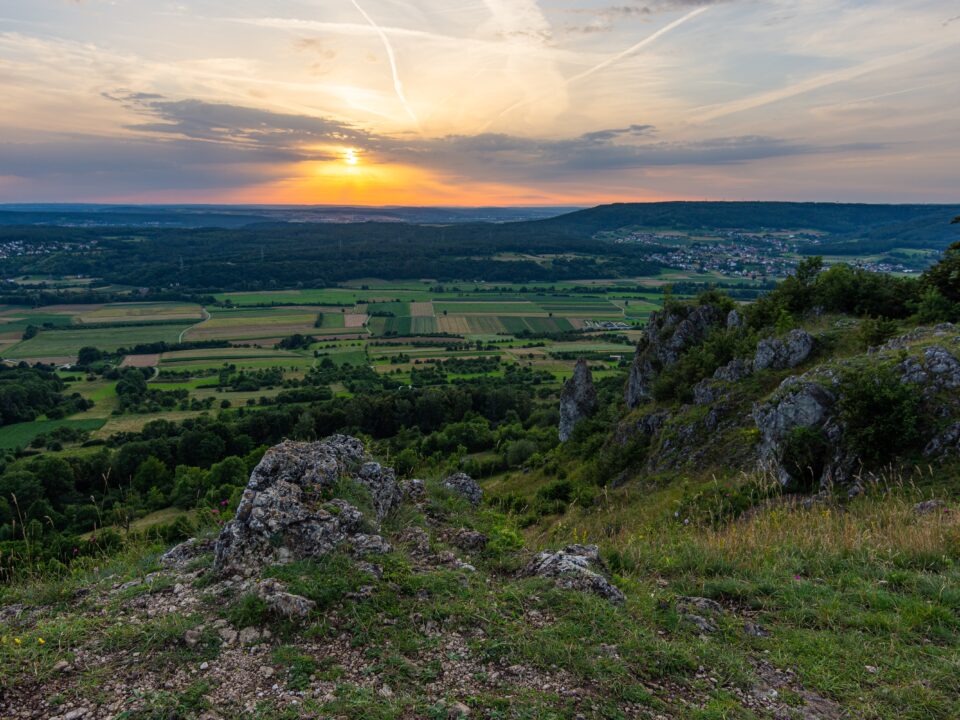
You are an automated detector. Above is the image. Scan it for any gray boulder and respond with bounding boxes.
[752,374,854,488]
[898,345,960,391]
[256,578,316,619]
[754,329,815,372]
[355,462,403,521]
[692,379,719,406]
[714,357,753,382]
[626,304,725,407]
[924,422,960,458]
[727,309,744,328]
[442,472,483,506]
[524,544,625,603]
[213,436,400,575]
[559,358,599,441]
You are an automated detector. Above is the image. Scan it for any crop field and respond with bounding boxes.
[0,417,106,450]
[2,277,668,443]
[434,301,542,315]
[185,307,338,342]
[120,353,160,368]
[160,347,302,361]
[4,323,193,360]
[76,302,203,324]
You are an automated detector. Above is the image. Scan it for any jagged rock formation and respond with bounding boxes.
[213,435,398,575]
[625,303,725,407]
[753,329,815,372]
[897,345,960,391]
[559,358,599,441]
[752,372,853,488]
[714,357,753,383]
[753,328,960,489]
[523,544,625,604]
[442,472,483,506]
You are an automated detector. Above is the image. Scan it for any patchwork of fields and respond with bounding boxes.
[0,275,778,449]
[0,282,671,365]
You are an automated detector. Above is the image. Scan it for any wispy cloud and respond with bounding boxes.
[487,6,709,125]
[689,39,959,123]
[346,0,419,124]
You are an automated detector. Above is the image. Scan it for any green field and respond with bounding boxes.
[1,278,661,440]
[0,417,106,450]
[4,324,193,360]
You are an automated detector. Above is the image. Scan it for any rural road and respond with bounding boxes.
[179,307,211,343]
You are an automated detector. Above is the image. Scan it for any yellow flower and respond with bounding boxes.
[37,638,45,645]
[14,638,21,645]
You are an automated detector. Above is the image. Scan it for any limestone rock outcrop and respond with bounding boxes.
[213,435,399,575]
[753,334,960,489]
[625,303,725,407]
[442,472,483,506]
[897,345,960,392]
[523,544,625,603]
[559,358,599,441]
[752,373,853,488]
[753,329,815,372]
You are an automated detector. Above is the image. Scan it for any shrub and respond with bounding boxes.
[838,363,923,467]
[780,426,831,492]
[858,317,898,349]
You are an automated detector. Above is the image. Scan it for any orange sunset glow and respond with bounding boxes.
[1,1,958,204]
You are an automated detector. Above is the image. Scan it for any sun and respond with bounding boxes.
[343,148,360,166]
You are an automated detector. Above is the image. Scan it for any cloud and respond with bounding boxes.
[0,92,884,200]
[689,39,958,123]
[112,93,368,152]
[562,0,731,34]
[346,0,418,124]
[579,124,656,142]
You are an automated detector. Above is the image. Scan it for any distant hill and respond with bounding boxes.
[0,204,580,229]
[537,201,960,236]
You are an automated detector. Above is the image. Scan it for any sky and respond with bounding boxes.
[0,0,958,205]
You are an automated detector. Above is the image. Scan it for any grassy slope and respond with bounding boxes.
[0,476,956,719]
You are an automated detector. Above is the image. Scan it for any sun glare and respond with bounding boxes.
[343,148,360,166]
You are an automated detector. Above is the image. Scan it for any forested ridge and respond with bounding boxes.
[3,202,958,292]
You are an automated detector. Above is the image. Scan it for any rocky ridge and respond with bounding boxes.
[752,325,960,490]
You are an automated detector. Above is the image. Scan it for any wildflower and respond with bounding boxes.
[14,637,21,645]
[793,575,802,581]
[37,638,45,645]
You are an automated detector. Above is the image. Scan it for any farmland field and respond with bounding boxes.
[4,323,193,360]
[77,302,203,324]
[0,275,678,442]
[0,417,106,450]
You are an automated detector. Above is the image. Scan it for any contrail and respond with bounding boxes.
[486,6,709,126]
[347,0,419,125]
[568,6,709,85]
[688,41,955,124]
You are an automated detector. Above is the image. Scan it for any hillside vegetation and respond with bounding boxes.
[1,220,959,719]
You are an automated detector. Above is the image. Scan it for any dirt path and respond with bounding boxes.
[178,306,211,343]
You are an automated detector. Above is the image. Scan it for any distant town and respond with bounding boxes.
[607,228,918,276]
